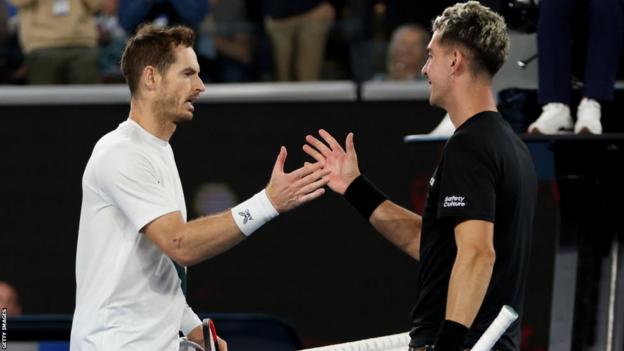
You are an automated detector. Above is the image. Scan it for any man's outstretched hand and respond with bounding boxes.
[303,129,361,195]
[266,146,331,212]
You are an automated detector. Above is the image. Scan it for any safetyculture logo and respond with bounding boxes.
[443,195,466,207]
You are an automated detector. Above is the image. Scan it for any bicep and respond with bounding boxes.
[454,219,494,253]
[142,211,185,257]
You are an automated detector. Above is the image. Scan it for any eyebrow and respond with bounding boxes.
[182,67,199,74]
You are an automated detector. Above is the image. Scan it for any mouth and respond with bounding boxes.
[185,95,198,112]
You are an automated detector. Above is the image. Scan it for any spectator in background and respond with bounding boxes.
[197,0,253,82]
[10,0,102,84]
[0,281,22,316]
[118,0,208,34]
[386,24,454,136]
[387,24,454,135]
[528,0,623,134]
[385,24,428,81]
[97,0,126,83]
[264,0,335,81]
[375,23,454,136]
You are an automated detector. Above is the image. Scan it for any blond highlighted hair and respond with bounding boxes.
[433,1,509,77]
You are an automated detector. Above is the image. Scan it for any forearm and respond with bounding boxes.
[171,211,246,266]
[445,249,495,326]
[370,201,422,260]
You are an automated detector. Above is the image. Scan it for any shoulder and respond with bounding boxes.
[443,127,498,171]
[447,113,507,154]
[445,129,489,156]
[90,126,156,178]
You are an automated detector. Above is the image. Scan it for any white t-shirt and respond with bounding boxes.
[70,119,201,350]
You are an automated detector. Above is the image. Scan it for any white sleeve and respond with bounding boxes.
[180,303,203,335]
[95,146,179,232]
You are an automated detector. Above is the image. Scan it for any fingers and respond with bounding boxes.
[305,134,332,157]
[298,187,326,203]
[272,146,287,174]
[319,129,345,153]
[302,144,325,164]
[218,337,228,351]
[346,132,356,155]
[290,160,323,179]
[298,173,330,195]
[296,166,331,188]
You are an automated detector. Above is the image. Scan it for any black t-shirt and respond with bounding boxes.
[409,111,537,351]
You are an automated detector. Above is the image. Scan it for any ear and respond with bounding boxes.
[450,49,462,73]
[142,65,160,92]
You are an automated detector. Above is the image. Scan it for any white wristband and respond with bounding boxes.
[231,189,279,236]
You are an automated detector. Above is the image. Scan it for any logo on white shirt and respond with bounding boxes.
[443,195,466,207]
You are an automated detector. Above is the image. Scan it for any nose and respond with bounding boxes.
[421,62,428,77]
[195,76,206,93]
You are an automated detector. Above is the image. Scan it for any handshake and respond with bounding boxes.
[265,129,361,213]
[232,129,369,237]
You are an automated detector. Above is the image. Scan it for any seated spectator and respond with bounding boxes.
[375,23,454,136]
[263,0,335,81]
[0,281,22,317]
[380,23,429,81]
[9,0,102,84]
[528,0,623,134]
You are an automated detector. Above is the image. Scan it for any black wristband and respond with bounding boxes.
[343,175,388,219]
[434,320,469,351]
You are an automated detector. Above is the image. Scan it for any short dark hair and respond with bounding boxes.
[432,1,509,77]
[120,25,196,96]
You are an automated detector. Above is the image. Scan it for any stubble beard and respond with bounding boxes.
[155,93,191,125]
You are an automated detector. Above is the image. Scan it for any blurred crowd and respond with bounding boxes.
[0,0,471,85]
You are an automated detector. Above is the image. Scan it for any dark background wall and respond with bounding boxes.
[0,100,556,349]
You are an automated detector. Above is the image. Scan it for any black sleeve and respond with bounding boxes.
[436,135,497,223]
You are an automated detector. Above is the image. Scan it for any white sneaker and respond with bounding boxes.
[429,113,455,136]
[528,103,573,134]
[574,98,602,134]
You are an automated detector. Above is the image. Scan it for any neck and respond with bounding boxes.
[128,98,176,142]
[445,77,497,128]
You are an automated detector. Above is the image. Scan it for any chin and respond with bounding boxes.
[174,113,193,124]
[428,95,438,108]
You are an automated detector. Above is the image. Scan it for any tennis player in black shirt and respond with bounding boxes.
[303,2,537,351]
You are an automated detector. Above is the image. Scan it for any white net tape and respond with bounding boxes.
[300,305,518,351]
[300,332,410,351]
